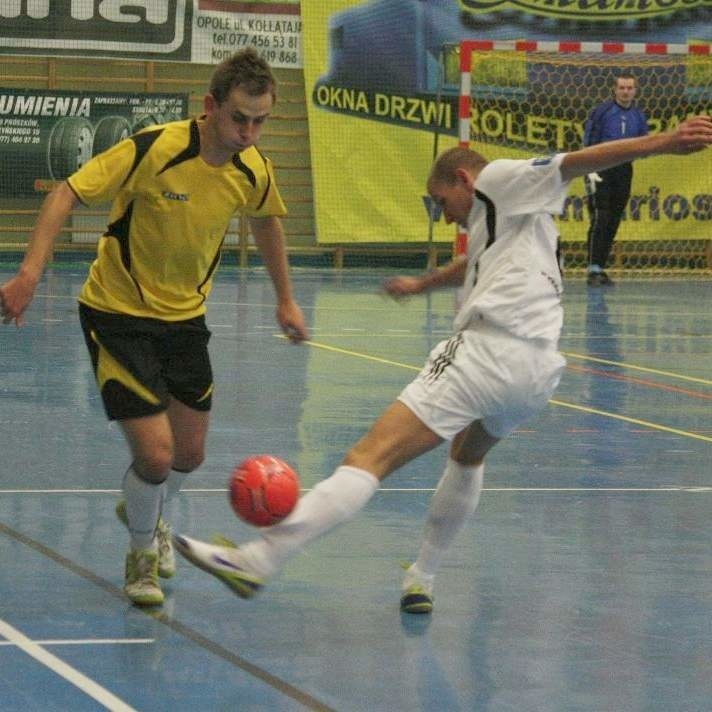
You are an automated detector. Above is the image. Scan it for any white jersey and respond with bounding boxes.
[453,154,568,344]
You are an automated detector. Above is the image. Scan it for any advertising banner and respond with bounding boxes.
[0,1,303,69]
[192,1,302,69]
[0,89,188,197]
[0,1,193,61]
[302,1,711,244]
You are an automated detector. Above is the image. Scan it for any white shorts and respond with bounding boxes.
[398,324,566,440]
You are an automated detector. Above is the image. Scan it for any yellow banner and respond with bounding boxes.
[459,0,710,22]
[302,1,711,244]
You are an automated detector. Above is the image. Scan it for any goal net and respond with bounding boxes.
[444,40,711,275]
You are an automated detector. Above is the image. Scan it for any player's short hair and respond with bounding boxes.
[209,48,277,104]
[429,147,489,185]
[614,73,638,88]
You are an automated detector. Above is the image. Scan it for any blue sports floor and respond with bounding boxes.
[0,265,710,711]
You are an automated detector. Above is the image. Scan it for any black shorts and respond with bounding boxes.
[79,303,213,421]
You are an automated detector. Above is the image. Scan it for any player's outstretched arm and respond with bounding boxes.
[0,181,78,326]
[383,254,467,300]
[560,115,712,183]
[249,215,309,343]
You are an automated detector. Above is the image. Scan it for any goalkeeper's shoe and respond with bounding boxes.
[115,500,176,579]
[400,562,434,615]
[173,534,263,599]
[124,549,164,607]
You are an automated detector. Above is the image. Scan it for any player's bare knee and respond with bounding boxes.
[133,448,174,482]
[451,424,499,466]
[173,449,204,473]
[450,442,492,466]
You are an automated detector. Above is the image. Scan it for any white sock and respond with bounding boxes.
[165,469,190,501]
[412,458,483,580]
[239,465,379,578]
[122,466,166,551]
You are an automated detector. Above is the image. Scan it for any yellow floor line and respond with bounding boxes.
[290,338,712,444]
[561,350,712,386]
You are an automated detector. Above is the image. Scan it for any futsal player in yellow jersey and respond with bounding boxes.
[0,49,309,606]
[75,118,289,320]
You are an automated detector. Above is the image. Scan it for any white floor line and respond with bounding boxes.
[380,486,712,493]
[0,489,122,494]
[0,619,138,712]
[0,638,154,647]
[0,486,709,494]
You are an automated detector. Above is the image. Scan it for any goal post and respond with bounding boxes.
[446,39,712,274]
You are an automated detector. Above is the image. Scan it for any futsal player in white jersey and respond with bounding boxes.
[174,115,712,613]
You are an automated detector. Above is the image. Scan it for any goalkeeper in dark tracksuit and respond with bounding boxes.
[584,74,648,286]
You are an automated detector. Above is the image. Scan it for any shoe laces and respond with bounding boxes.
[401,562,434,595]
[129,551,158,583]
[156,519,172,555]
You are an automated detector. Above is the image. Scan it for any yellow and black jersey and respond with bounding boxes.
[70,118,286,320]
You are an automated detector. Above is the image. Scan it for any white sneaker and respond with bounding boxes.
[173,534,264,599]
[400,563,434,614]
[116,500,176,578]
[155,517,176,578]
[124,549,164,607]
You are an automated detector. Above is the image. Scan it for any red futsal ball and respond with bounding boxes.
[229,455,300,527]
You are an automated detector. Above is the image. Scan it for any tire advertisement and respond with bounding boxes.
[0,90,188,197]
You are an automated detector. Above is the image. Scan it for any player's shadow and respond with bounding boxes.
[400,609,433,636]
[585,287,623,401]
[582,288,627,475]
